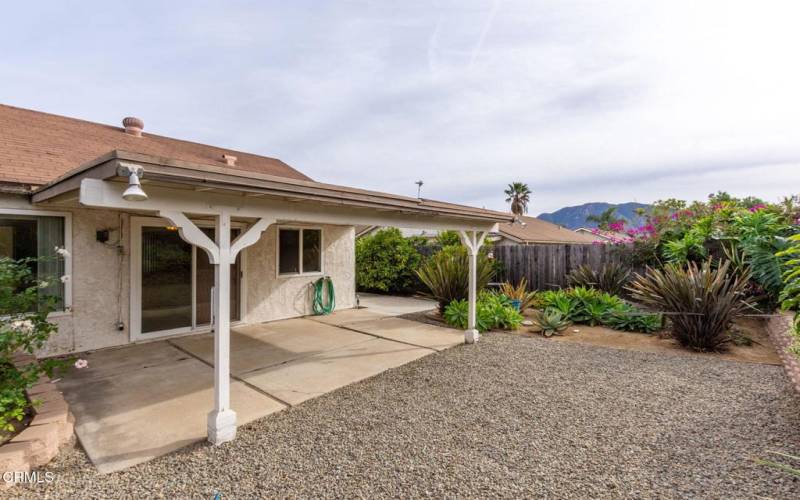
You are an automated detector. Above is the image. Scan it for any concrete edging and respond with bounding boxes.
[1,353,74,490]
[766,312,800,395]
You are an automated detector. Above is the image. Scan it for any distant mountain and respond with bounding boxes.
[538,202,651,230]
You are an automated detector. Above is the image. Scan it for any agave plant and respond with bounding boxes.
[567,263,631,296]
[626,260,753,351]
[417,246,494,313]
[532,309,571,337]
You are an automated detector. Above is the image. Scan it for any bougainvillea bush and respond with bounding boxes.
[0,257,72,437]
[599,192,799,308]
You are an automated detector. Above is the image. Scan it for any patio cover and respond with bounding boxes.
[31,150,513,444]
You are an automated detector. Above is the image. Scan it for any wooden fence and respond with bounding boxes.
[492,243,633,290]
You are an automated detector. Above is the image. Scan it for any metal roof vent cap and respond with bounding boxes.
[122,117,144,137]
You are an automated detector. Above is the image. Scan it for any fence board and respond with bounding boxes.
[493,243,631,290]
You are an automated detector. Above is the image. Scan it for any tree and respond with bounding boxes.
[504,182,531,216]
[585,207,620,230]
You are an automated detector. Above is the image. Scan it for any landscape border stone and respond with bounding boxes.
[766,311,800,395]
[1,353,74,490]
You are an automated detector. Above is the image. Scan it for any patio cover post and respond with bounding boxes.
[159,209,273,445]
[459,230,488,344]
[207,209,237,444]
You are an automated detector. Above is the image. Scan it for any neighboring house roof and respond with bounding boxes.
[496,216,600,244]
[0,103,312,188]
[575,227,626,241]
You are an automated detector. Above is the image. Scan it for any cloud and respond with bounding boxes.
[1,0,799,213]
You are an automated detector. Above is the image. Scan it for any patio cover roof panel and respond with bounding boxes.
[32,150,513,224]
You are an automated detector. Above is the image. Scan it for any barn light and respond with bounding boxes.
[118,163,148,202]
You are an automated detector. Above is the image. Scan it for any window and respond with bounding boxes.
[0,212,69,310]
[278,228,322,276]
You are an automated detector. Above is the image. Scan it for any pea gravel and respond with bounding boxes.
[15,333,800,499]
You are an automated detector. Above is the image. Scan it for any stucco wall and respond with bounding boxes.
[244,224,356,322]
[0,194,131,356]
[1,194,356,355]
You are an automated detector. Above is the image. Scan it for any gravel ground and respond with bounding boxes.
[15,333,800,499]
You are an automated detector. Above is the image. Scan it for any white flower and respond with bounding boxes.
[11,320,34,333]
[38,280,50,288]
[54,246,70,258]
[60,275,71,283]
[74,359,88,369]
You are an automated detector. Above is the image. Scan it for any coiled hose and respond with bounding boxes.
[312,276,335,315]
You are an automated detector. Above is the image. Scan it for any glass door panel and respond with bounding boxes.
[141,227,192,333]
[195,228,242,326]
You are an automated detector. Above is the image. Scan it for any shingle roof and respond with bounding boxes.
[0,104,312,188]
[497,215,600,244]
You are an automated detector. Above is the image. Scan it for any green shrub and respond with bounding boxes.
[627,260,753,351]
[0,258,71,436]
[603,304,662,333]
[435,230,462,248]
[417,245,494,313]
[567,263,631,296]
[355,228,422,294]
[777,233,800,355]
[442,292,523,332]
[537,286,662,333]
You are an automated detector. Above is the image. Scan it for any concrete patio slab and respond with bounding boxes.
[308,307,389,327]
[57,307,461,473]
[238,337,433,405]
[171,319,370,375]
[57,342,284,474]
[357,293,437,316]
[339,316,463,351]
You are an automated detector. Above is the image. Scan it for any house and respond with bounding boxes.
[574,227,628,242]
[0,104,512,444]
[493,216,601,245]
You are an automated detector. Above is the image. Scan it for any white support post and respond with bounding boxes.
[207,209,237,444]
[459,230,488,344]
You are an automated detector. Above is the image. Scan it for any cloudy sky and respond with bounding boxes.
[2,1,799,214]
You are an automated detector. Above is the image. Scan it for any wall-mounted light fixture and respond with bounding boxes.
[117,162,148,201]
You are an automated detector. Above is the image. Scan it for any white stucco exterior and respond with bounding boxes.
[0,193,356,356]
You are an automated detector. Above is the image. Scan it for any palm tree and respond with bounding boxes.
[586,207,619,230]
[504,182,531,216]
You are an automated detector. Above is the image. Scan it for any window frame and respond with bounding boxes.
[276,226,324,278]
[0,208,72,315]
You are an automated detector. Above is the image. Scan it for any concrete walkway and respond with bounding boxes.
[57,301,457,473]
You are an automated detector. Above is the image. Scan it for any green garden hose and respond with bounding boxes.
[312,276,335,315]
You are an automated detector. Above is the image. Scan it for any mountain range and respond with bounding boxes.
[538,202,650,230]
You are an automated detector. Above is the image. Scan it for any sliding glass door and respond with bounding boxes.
[141,227,193,333]
[133,219,243,339]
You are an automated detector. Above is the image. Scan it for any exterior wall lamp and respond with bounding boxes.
[118,162,148,201]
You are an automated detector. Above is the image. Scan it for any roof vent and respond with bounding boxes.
[122,117,144,137]
[222,154,237,166]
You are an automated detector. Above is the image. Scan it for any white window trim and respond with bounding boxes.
[130,216,247,342]
[276,226,324,278]
[0,208,72,315]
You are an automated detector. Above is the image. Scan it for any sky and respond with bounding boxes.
[2,1,799,214]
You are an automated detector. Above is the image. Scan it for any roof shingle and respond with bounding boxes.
[0,104,312,187]
[497,216,600,244]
